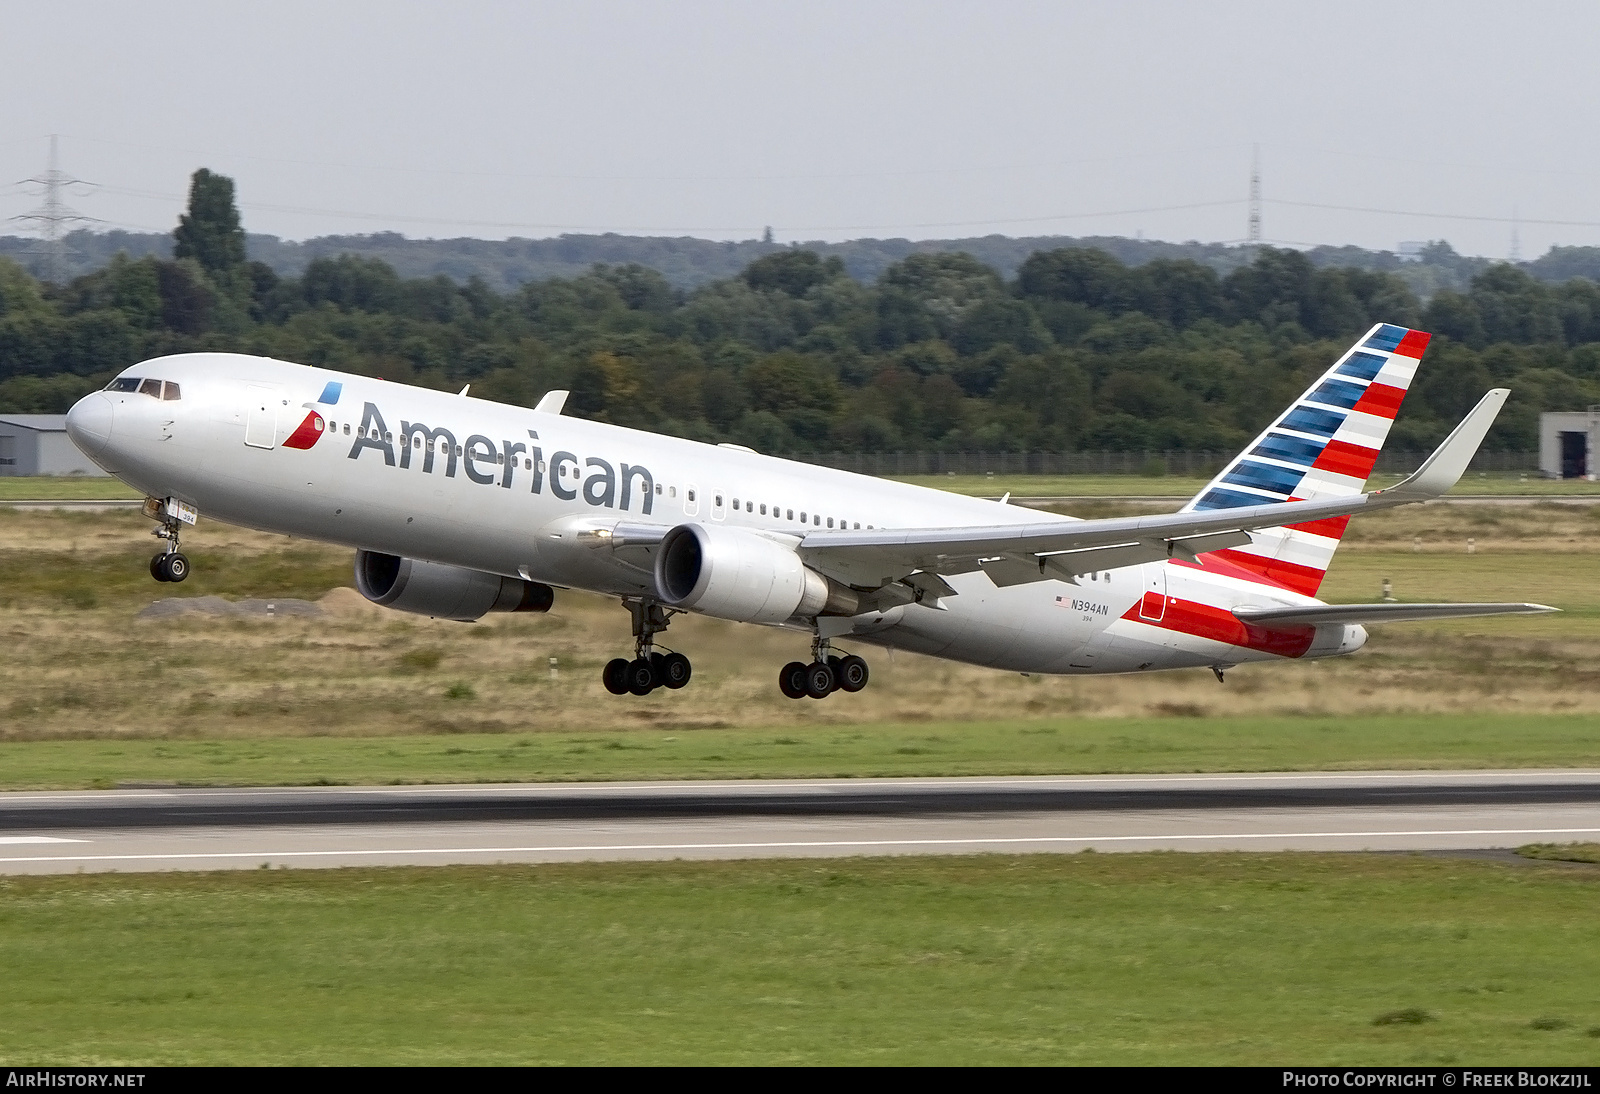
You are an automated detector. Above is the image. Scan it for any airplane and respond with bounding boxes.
[63,322,1553,699]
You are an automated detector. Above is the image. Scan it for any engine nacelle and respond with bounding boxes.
[354,550,554,622]
[654,523,857,624]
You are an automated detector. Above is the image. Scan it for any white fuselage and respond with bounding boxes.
[67,353,1364,676]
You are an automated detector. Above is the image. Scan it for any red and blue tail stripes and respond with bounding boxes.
[1179,323,1430,595]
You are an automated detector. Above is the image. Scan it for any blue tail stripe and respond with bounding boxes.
[1336,351,1388,382]
[1363,324,1406,351]
[1223,460,1307,495]
[1306,378,1366,411]
[318,381,343,405]
[1194,487,1279,511]
[1280,405,1346,438]
[1251,433,1325,466]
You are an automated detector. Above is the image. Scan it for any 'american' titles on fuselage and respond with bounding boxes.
[346,400,657,515]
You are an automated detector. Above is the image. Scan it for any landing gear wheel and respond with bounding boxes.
[804,661,835,699]
[626,657,658,696]
[778,661,809,699]
[602,658,631,695]
[164,552,190,583]
[660,652,692,690]
[150,553,172,583]
[836,655,869,693]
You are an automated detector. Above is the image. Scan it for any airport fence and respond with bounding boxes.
[784,450,1540,477]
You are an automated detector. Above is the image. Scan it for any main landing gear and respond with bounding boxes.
[146,499,191,584]
[778,636,869,700]
[602,598,693,696]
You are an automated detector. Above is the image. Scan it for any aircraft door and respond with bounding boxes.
[244,385,280,449]
[1139,563,1168,622]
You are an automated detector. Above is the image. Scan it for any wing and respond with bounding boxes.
[1233,602,1557,631]
[796,388,1509,594]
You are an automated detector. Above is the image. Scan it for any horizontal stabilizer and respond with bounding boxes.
[1233,601,1558,630]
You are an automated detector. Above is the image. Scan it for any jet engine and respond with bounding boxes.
[654,523,857,624]
[354,550,554,622]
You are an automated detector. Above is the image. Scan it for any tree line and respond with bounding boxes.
[3,170,1599,455]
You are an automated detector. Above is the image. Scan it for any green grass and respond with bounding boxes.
[3,713,1597,790]
[0,854,1596,1064]
[1519,842,1600,865]
[0,476,141,501]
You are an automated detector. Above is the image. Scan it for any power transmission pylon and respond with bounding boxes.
[11,135,97,284]
[1246,144,1262,249]
[1509,206,1522,264]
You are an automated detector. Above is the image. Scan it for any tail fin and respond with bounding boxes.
[1181,322,1431,595]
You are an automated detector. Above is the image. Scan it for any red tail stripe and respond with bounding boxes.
[1207,548,1325,596]
[1351,381,1406,420]
[1119,596,1316,658]
[1286,514,1351,540]
[1311,438,1380,480]
[1394,330,1432,359]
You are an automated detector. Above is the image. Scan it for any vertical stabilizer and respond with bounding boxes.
[1181,323,1431,595]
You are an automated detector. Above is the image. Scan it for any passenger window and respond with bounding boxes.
[655,483,662,494]
[688,490,696,502]
[139,378,162,398]
[455,445,462,457]
[384,432,393,443]
[343,424,351,435]
[827,518,834,528]
[715,494,723,507]
[525,458,532,470]
[162,382,181,401]
[746,501,753,512]
[414,437,421,448]
[496,452,504,464]
[731,497,738,509]
[760,504,767,516]
[800,512,806,523]
[668,486,676,498]
[787,509,793,520]
[107,377,140,392]
[814,515,821,526]
[853,522,860,529]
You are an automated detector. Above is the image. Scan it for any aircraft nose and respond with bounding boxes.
[65,392,114,457]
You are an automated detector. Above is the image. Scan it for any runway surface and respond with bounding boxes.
[1,769,1597,874]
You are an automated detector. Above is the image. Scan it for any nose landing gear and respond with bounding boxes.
[602,598,693,696]
[144,496,196,584]
[150,550,190,583]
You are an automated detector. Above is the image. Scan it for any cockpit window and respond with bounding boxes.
[162,382,181,401]
[107,377,140,393]
[139,378,162,398]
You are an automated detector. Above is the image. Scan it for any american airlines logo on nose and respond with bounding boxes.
[282,381,343,450]
[327,395,657,515]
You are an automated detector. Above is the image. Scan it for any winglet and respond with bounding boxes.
[535,390,570,415]
[1376,388,1507,503]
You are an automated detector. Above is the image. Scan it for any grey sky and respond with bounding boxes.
[3,0,1598,259]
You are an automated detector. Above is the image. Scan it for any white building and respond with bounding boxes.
[1538,410,1600,479]
[0,415,110,477]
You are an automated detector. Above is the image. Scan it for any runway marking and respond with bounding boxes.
[4,770,1598,805]
[0,836,86,844]
[1,826,1598,864]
